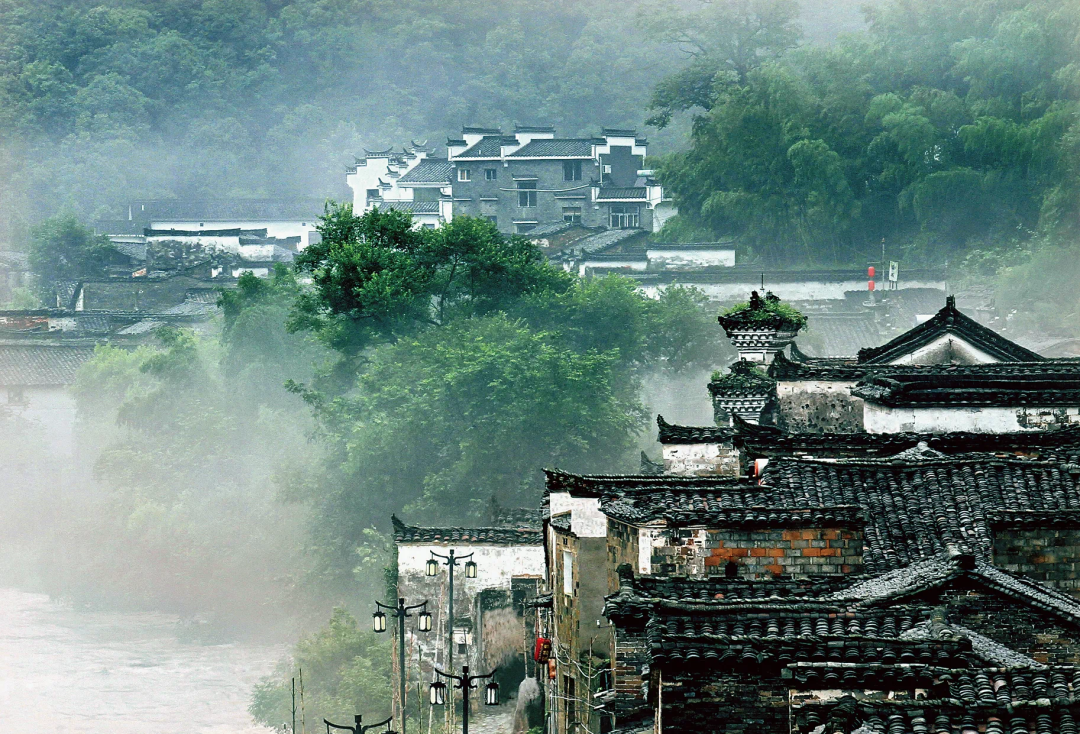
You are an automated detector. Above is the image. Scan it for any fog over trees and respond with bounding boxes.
[2,0,1080,729]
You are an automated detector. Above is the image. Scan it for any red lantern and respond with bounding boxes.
[868,266,875,278]
[868,280,875,292]
[548,658,557,680]
[534,637,552,663]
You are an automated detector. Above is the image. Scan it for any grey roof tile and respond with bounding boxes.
[397,158,452,184]
[0,344,97,386]
[508,139,593,157]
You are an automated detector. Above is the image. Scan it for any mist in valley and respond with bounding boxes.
[1,0,1079,731]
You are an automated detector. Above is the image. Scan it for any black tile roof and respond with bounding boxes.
[852,372,1080,407]
[731,415,1080,459]
[629,573,856,604]
[391,515,541,545]
[556,451,1080,573]
[796,311,883,358]
[793,695,1080,734]
[758,455,1080,572]
[857,295,1042,363]
[544,468,754,499]
[375,201,440,214]
[823,550,1080,626]
[0,344,97,386]
[454,136,516,159]
[656,414,732,444]
[397,158,452,184]
[768,349,1080,381]
[595,187,646,200]
[508,139,593,157]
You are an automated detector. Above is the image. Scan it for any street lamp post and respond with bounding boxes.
[429,665,499,734]
[323,714,396,734]
[426,549,477,675]
[373,598,431,734]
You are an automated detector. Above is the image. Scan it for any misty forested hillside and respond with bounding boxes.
[0,0,869,240]
[654,0,1080,271]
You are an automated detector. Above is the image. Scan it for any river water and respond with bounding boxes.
[0,587,285,734]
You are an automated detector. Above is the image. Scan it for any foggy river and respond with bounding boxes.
[0,587,284,734]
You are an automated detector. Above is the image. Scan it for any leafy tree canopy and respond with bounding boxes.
[655,0,1080,266]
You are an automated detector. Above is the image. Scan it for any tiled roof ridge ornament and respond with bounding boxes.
[718,291,807,365]
[708,359,778,425]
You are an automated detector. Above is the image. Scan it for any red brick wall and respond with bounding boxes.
[649,527,864,578]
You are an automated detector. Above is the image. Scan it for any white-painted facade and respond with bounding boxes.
[646,245,735,270]
[637,276,947,302]
[547,492,606,538]
[345,147,452,229]
[863,404,1080,434]
[397,542,545,593]
[149,220,320,247]
[882,333,1000,365]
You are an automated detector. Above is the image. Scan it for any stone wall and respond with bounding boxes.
[994,525,1080,593]
[659,671,788,733]
[661,442,741,477]
[608,519,642,583]
[910,578,1080,665]
[643,526,864,579]
[776,381,864,433]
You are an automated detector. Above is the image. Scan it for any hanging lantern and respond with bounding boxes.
[372,610,387,633]
[533,637,551,663]
[547,658,556,680]
[484,681,500,706]
[417,610,432,632]
[430,680,447,706]
[426,558,439,577]
[464,560,478,579]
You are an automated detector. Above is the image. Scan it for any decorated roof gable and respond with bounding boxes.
[857,296,1042,365]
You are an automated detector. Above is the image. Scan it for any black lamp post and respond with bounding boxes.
[323,714,396,734]
[426,549,476,674]
[429,665,499,734]
[373,597,431,734]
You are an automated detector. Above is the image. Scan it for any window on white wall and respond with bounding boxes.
[562,550,573,595]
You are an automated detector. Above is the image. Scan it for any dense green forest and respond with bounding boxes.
[654,0,1080,275]
[0,0,869,243]
[4,0,1080,726]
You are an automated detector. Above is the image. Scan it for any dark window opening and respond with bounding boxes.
[562,206,582,224]
[485,168,498,180]
[366,189,380,199]
[563,160,582,181]
[517,181,537,208]
[725,560,738,579]
[609,204,639,229]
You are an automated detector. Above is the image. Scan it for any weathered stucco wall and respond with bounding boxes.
[995,526,1080,594]
[776,380,863,433]
[397,541,544,671]
[645,247,735,269]
[548,492,606,537]
[885,333,1000,365]
[661,442,740,476]
[863,404,1080,433]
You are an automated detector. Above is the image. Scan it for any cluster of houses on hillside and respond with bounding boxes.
[387,293,1080,734]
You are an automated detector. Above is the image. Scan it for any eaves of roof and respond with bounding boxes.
[857,295,1042,364]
